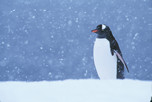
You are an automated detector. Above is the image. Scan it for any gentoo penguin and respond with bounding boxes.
[91,24,129,79]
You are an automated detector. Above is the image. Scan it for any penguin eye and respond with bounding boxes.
[97,25,102,29]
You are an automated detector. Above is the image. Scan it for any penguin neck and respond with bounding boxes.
[97,33,115,42]
[97,34,106,39]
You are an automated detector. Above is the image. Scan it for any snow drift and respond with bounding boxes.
[0,79,151,102]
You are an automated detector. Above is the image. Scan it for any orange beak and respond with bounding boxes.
[91,29,98,33]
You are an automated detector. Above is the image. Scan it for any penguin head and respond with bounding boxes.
[91,24,111,38]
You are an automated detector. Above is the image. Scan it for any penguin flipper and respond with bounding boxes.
[113,50,129,73]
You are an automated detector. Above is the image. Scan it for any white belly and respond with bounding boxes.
[93,38,117,80]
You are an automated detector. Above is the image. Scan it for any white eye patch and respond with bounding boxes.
[102,24,106,30]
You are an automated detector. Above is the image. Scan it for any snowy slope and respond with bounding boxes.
[0,79,151,102]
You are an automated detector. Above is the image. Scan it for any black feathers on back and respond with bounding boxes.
[105,27,125,79]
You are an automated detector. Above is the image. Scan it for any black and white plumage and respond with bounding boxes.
[92,24,129,79]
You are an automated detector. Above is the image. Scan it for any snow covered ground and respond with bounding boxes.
[0,79,151,102]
